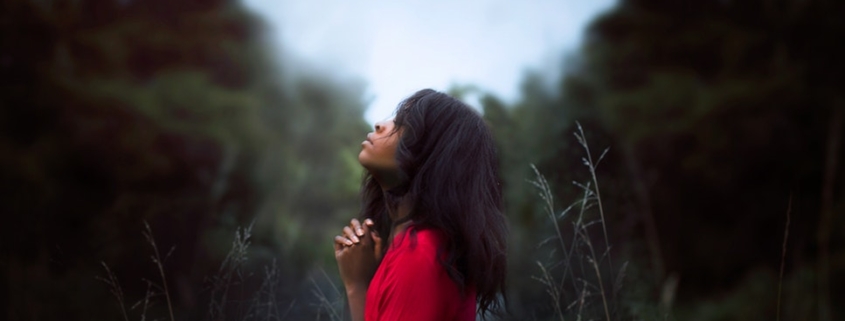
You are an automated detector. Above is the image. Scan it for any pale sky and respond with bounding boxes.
[242,0,616,124]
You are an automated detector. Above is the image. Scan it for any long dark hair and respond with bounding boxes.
[360,89,508,317]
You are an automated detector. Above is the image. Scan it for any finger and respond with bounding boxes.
[350,218,364,237]
[334,235,353,249]
[371,230,383,250]
[370,230,384,262]
[343,226,359,243]
[359,220,373,246]
[362,219,376,246]
[370,229,382,243]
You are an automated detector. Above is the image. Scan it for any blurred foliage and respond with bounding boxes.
[2,0,367,320]
[3,0,845,320]
[483,0,845,320]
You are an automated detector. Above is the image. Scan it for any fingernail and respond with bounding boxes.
[352,236,359,243]
[365,219,373,225]
[345,240,353,246]
[357,228,364,236]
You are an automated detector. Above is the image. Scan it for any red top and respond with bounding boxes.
[365,227,476,321]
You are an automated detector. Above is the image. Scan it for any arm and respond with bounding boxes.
[344,284,368,321]
[334,219,383,321]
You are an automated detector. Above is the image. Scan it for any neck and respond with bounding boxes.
[383,193,413,245]
[371,168,412,223]
[386,196,411,222]
[369,167,406,193]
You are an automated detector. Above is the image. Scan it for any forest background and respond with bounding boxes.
[2,0,843,320]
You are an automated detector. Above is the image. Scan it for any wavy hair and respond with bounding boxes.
[360,89,508,317]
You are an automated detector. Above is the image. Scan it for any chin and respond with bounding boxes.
[358,152,369,168]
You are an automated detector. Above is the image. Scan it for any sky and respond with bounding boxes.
[242,0,616,124]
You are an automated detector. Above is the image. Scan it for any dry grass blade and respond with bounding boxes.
[131,279,156,321]
[208,223,254,321]
[310,276,343,321]
[613,261,628,298]
[777,194,792,321]
[96,261,130,321]
[575,122,612,275]
[143,221,176,321]
[532,261,565,321]
[530,164,576,279]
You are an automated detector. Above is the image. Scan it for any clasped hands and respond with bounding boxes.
[334,218,384,291]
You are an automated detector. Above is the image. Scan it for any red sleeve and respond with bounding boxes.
[366,230,475,321]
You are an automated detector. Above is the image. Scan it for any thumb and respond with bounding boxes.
[370,230,383,245]
[371,230,384,262]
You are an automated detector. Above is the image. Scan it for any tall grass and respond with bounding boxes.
[143,221,177,321]
[98,221,301,321]
[207,223,253,320]
[309,269,344,321]
[96,261,130,321]
[97,221,178,321]
[529,122,630,321]
[528,123,801,321]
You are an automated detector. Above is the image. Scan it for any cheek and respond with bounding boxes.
[384,138,399,157]
[378,142,399,164]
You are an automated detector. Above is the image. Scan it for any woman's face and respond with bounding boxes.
[358,119,401,174]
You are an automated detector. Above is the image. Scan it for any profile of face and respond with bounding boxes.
[358,119,401,179]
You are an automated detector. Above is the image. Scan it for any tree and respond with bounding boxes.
[1,0,369,319]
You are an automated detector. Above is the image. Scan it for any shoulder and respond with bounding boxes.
[390,226,443,258]
[408,227,443,246]
[376,228,450,283]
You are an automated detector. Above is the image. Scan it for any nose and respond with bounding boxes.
[374,122,383,133]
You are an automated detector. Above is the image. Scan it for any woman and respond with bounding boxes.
[334,89,508,321]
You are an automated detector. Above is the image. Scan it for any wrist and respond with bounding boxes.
[345,282,369,296]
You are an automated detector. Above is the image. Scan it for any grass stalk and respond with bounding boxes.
[135,280,154,321]
[579,224,611,321]
[143,221,176,321]
[531,122,617,321]
[208,223,254,320]
[777,194,792,321]
[575,122,613,272]
[530,164,581,296]
[591,257,612,321]
[533,261,566,321]
[310,271,343,321]
[96,261,130,321]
